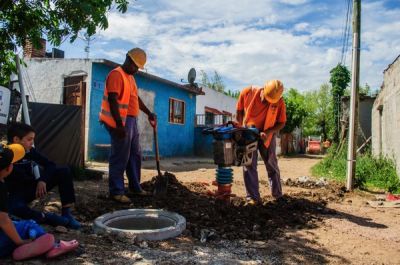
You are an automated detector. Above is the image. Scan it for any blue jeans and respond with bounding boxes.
[243,135,282,200]
[7,166,76,223]
[0,220,45,257]
[106,116,142,195]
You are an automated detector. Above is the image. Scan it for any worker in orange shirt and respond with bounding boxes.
[99,48,156,204]
[236,80,286,205]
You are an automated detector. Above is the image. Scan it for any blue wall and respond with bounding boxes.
[88,63,111,161]
[88,63,197,160]
[135,74,196,158]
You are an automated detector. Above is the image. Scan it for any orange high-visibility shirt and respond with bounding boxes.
[237,86,286,147]
[106,68,139,117]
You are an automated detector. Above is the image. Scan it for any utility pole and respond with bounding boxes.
[346,0,361,191]
[15,54,41,180]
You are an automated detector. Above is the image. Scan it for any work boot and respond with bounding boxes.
[128,189,152,197]
[244,198,261,206]
[111,194,131,204]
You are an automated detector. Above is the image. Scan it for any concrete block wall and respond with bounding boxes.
[372,56,400,176]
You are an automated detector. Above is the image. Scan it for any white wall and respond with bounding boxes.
[21,58,93,160]
[23,59,92,104]
[196,86,237,115]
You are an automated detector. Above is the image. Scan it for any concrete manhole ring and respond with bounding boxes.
[93,209,186,241]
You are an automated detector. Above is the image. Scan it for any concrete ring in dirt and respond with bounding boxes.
[93,209,186,241]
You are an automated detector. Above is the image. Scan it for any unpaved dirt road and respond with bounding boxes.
[3,155,400,264]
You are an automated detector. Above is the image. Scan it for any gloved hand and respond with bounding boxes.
[114,126,126,139]
[148,112,157,128]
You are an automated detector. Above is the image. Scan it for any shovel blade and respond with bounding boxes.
[153,173,168,196]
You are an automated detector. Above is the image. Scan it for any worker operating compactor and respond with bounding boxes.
[203,124,259,200]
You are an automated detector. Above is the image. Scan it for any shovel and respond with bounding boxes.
[151,120,168,196]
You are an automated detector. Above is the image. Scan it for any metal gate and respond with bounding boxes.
[29,102,83,167]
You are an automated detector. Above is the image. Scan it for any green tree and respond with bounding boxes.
[302,90,319,136]
[303,85,334,139]
[200,70,210,88]
[329,64,350,142]
[359,83,371,96]
[200,70,226,92]
[200,70,240,98]
[315,83,334,140]
[344,83,371,97]
[282,88,308,133]
[211,71,225,92]
[224,89,240,98]
[0,0,129,87]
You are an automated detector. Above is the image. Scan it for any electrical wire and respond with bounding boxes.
[340,0,352,65]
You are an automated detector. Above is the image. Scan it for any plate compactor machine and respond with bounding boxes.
[203,123,259,201]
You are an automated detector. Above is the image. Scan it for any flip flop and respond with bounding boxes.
[13,233,55,261]
[46,239,79,259]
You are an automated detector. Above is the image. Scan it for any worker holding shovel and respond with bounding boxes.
[236,80,287,205]
[99,48,156,204]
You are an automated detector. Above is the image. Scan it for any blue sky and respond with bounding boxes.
[57,0,400,92]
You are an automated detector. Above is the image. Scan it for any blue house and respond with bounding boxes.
[22,58,204,162]
[88,60,204,160]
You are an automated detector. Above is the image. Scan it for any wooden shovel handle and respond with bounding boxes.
[153,126,161,175]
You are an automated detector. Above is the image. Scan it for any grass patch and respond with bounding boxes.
[312,144,400,193]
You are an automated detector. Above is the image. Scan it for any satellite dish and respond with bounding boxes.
[188,68,196,85]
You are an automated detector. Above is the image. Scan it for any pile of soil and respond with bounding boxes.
[2,170,353,264]
[74,172,341,242]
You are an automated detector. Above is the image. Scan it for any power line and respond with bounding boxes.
[340,0,352,65]
[343,0,353,64]
[340,0,349,64]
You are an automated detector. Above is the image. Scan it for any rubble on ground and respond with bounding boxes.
[284,176,330,188]
[2,173,346,264]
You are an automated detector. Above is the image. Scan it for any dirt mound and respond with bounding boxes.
[75,172,337,242]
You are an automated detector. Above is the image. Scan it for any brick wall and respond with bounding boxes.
[23,38,46,58]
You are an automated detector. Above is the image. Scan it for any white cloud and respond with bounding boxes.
[98,12,154,43]
[84,0,400,92]
[280,0,309,5]
[100,49,127,60]
[294,22,309,32]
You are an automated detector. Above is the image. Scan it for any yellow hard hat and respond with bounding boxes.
[264,80,284,103]
[0,143,25,169]
[127,48,147,69]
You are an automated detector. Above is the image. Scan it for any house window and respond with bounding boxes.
[169,98,185,124]
[205,112,214,125]
[222,115,229,124]
[222,111,232,124]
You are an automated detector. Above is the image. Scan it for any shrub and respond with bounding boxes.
[312,145,400,193]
